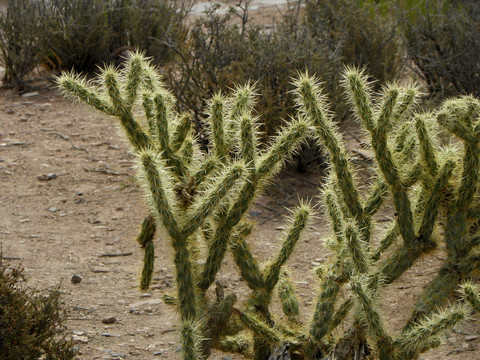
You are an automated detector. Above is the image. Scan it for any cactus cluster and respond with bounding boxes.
[58,53,480,360]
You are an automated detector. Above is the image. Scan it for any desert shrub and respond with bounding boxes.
[59,53,480,360]
[165,0,403,144]
[39,0,113,72]
[304,0,403,86]
[112,0,191,65]
[0,0,44,88]
[37,0,189,72]
[0,259,75,359]
[403,0,480,97]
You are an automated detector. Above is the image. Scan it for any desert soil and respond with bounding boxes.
[1,2,480,360]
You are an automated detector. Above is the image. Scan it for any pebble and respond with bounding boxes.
[22,91,39,98]
[153,351,163,356]
[72,334,89,343]
[71,275,82,284]
[20,117,28,122]
[91,267,110,273]
[109,352,126,358]
[37,173,58,181]
[48,207,57,212]
[6,108,14,114]
[102,316,117,324]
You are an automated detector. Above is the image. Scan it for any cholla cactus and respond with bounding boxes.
[58,53,480,360]
[58,52,309,359]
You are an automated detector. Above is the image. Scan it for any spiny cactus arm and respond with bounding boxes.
[402,162,422,188]
[364,180,389,218]
[140,152,181,239]
[123,52,144,109]
[256,119,309,180]
[371,225,399,262]
[171,114,192,153]
[234,308,282,345]
[103,69,152,151]
[294,74,364,225]
[153,90,171,151]
[180,135,195,166]
[395,304,470,359]
[181,162,245,238]
[151,91,188,179]
[345,224,369,274]
[180,319,202,360]
[226,83,256,149]
[278,270,300,323]
[324,187,345,245]
[378,235,432,284]
[264,204,312,291]
[370,87,416,246]
[141,152,197,323]
[350,278,394,359]
[240,113,257,165]
[218,335,251,357]
[306,269,341,357]
[329,296,354,333]
[393,122,412,154]
[193,156,218,188]
[198,119,309,291]
[230,223,265,290]
[445,140,480,255]
[198,171,257,291]
[342,67,376,132]
[390,85,419,125]
[136,213,157,290]
[208,94,229,163]
[57,73,116,116]
[415,115,439,178]
[417,160,455,242]
[141,92,157,137]
[437,97,480,141]
[460,282,480,312]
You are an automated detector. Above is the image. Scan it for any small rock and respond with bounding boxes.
[109,352,126,359]
[91,267,109,273]
[71,275,82,284]
[6,108,14,114]
[48,207,57,212]
[107,145,120,150]
[37,173,57,181]
[72,334,89,343]
[465,335,480,341]
[20,117,28,122]
[102,316,117,324]
[22,91,39,98]
[153,351,164,356]
[101,332,113,337]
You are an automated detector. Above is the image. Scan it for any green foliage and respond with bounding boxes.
[40,0,112,72]
[0,259,75,360]
[402,0,480,98]
[0,0,44,88]
[59,53,480,360]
